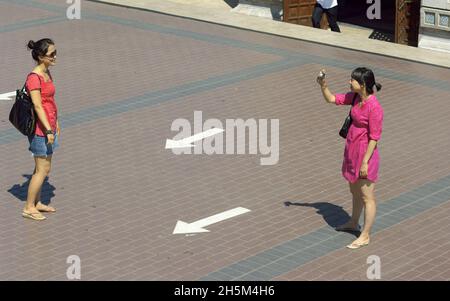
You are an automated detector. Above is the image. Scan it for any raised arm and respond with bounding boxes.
[316,70,336,104]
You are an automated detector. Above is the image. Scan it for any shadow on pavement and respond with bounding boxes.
[284,201,360,237]
[8,174,56,206]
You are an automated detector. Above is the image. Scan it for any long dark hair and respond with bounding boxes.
[351,67,382,95]
[27,38,54,63]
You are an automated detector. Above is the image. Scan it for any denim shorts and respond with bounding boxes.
[28,134,59,157]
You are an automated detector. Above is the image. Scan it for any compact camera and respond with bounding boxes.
[318,70,326,80]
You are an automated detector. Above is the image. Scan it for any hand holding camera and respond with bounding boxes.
[316,69,327,87]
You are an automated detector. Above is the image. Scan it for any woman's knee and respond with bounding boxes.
[356,180,375,200]
[349,183,360,197]
[35,166,51,176]
[35,159,52,176]
[44,163,51,175]
[361,193,376,204]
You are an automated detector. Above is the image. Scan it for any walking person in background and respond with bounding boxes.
[312,0,341,32]
[317,67,384,249]
[22,38,59,221]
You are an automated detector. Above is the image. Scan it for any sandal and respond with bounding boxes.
[22,211,47,221]
[346,240,369,249]
[36,202,56,213]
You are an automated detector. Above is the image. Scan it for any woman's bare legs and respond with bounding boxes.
[24,156,52,218]
[336,182,364,230]
[33,168,56,212]
[348,179,376,247]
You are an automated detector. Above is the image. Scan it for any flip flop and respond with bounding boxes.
[36,203,56,213]
[22,211,47,221]
[346,241,369,249]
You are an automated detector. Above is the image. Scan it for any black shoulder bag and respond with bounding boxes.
[9,74,41,136]
[338,93,358,139]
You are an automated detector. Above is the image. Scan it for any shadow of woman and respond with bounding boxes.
[8,174,56,206]
[284,201,360,237]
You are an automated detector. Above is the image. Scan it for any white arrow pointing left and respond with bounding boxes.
[0,91,16,101]
[173,207,251,235]
[165,127,224,149]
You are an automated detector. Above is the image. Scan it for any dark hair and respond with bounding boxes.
[27,38,54,63]
[351,67,382,95]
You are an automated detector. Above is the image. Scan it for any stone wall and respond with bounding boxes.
[422,0,450,10]
[232,0,283,20]
[419,0,450,52]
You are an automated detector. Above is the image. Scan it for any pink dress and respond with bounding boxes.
[335,92,384,183]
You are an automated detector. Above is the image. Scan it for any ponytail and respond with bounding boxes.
[375,82,382,92]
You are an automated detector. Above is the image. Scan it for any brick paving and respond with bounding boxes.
[0,0,449,280]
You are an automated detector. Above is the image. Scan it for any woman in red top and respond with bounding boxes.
[22,38,59,221]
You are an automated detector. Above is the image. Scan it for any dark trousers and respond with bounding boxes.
[312,3,341,33]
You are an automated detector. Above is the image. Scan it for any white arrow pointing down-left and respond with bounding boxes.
[0,91,16,101]
[173,207,251,235]
[165,128,224,149]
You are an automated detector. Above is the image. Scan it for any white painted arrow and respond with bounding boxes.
[173,207,251,234]
[0,91,16,101]
[165,127,224,149]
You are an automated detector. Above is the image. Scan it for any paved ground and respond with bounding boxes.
[1,0,450,281]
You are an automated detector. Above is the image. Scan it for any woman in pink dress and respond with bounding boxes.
[317,67,384,249]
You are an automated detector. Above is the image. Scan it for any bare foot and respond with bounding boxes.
[36,202,56,213]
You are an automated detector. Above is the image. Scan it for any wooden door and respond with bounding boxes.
[395,0,420,46]
[283,0,328,29]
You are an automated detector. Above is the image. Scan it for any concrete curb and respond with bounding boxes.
[86,0,450,68]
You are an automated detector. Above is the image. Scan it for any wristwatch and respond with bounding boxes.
[45,130,53,136]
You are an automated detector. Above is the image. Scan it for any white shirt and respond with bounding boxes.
[316,0,338,9]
